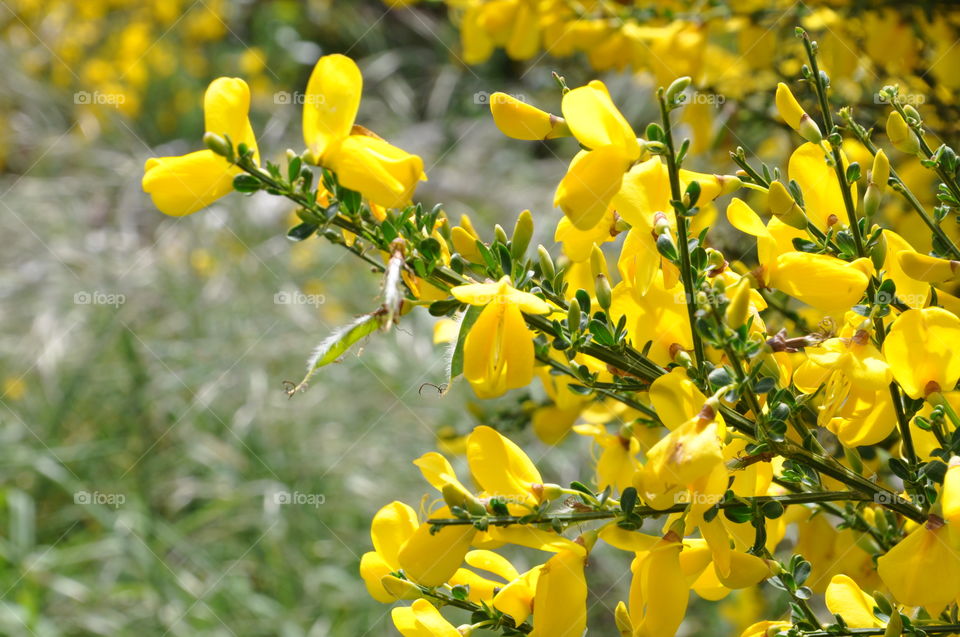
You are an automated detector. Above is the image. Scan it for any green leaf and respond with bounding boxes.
[233,174,261,193]
[449,305,483,380]
[287,222,318,242]
[291,312,383,393]
[620,487,638,514]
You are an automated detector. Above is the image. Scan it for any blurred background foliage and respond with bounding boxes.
[1,0,958,635]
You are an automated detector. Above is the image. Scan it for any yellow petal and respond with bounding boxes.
[371,501,419,568]
[303,54,361,158]
[327,134,424,208]
[360,551,397,603]
[462,302,501,385]
[530,549,587,637]
[465,549,520,582]
[770,252,869,312]
[398,516,475,587]
[203,77,258,153]
[413,452,461,492]
[555,147,630,230]
[788,142,857,231]
[775,82,805,130]
[825,573,881,628]
[883,307,960,398]
[882,231,931,309]
[897,249,960,283]
[501,302,537,391]
[142,150,235,217]
[491,93,565,140]
[631,536,688,637]
[410,598,461,637]
[561,80,639,155]
[492,566,540,625]
[467,425,542,500]
[649,367,706,430]
[877,522,960,610]
[946,459,960,529]
[726,197,771,238]
[617,228,660,297]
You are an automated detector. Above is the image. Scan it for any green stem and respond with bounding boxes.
[839,108,960,259]
[427,491,872,527]
[658,91,706,374]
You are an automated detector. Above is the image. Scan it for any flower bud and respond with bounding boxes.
[716,174,743,196]
[665,76,692,105]
[595,274,612,312]
[494,224,508,245]
[767,181,808,229]
[567,296,582,330]
[775,83,821,143]
[863,183,882,219]
[538,244,556,280]
[615,601,633,636]
[490,92,570,140]
[203,132,233,159]
[442,483,486,516]
[381,575,421,600]
[511,209,534,261]
[869,231,887,271]
[871,149,890,190]
[886,111,921,154]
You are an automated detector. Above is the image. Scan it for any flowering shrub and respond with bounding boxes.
[144,17,960,637]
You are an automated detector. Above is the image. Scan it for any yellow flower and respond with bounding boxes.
[451,276,551,398]
[629,532,688,637]
[490,92,569,140]
[775,82,822,143]
[897,250,960,283]
[554,80,641,229]
[142,77,258,216]
[359,501,419,602]
[573,423,640,492]
[391,598,460,637]
[302,54,424,208]
[739,621,792,637]
[467,425,544,509]
[636,404,725,511]
[877,518,960,609]
[825,574,882,628]
[883,307,960,399]
[530,548,587,637]
[943,457,960,529]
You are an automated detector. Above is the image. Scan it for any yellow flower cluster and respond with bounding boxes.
[142,22,960,637]
[389,0,960,103]
[3,0,278,147]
